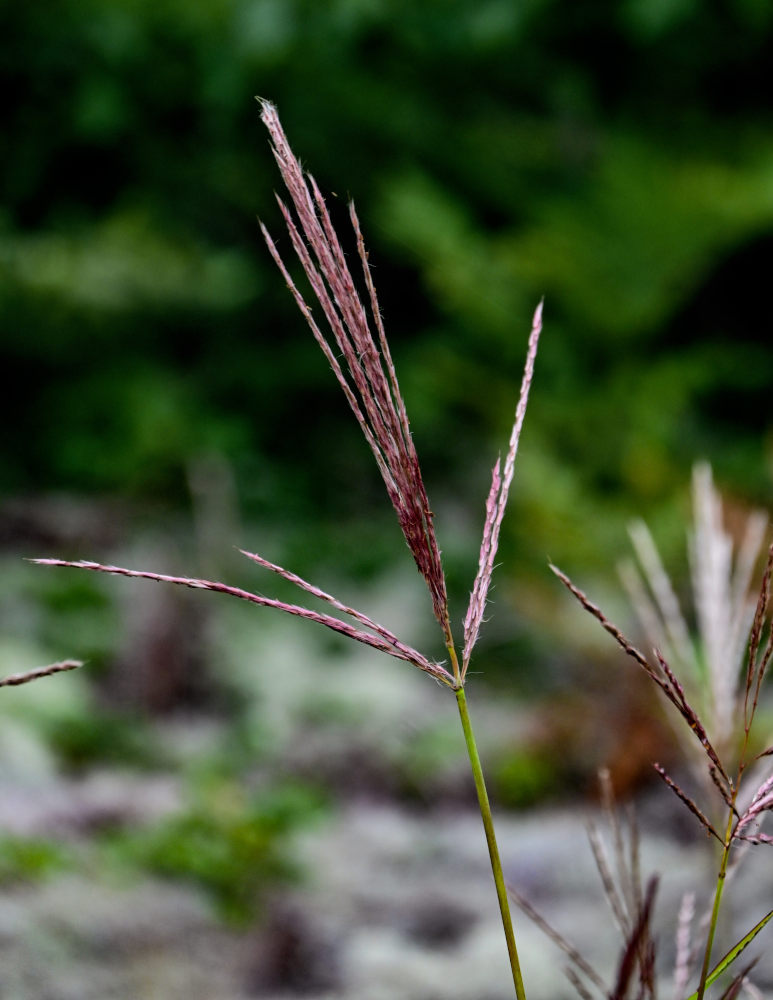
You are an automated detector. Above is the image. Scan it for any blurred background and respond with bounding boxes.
[2,0,773,997]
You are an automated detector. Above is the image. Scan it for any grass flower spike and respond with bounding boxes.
[37,101,544,1000]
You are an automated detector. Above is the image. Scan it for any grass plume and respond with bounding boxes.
[259,99,451,649]
[553,472,773,999]
[27,100,773,1000]
[619,464,768,767]
[462,301,542,677]
[36,100,544,1000]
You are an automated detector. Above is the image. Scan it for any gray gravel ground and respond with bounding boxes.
[3,786,771,1000]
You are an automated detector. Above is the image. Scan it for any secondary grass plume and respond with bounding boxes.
[552,511,773,998]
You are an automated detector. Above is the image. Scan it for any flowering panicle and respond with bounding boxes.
[33,100,545,1000]
[552,481,773,997]
[619,464,768,762]
[36,102,543,693]
[258,99,449,637]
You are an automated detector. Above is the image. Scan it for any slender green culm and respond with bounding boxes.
[456,685,526,1000]
[696,837,731,1000]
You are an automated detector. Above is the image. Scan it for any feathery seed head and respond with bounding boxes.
[38,104,543,695]
[258,99,450,635]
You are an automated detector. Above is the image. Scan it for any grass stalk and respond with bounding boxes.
[39,104,543,996]
[696,806,735,1000]
[455,685,526,1000]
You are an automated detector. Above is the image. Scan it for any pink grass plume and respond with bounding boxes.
[34,104,543,998]
[258,99,450,641]
[462,301,543,675]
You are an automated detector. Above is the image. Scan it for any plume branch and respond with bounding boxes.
[655,652,729,783]
[744,543,773,731]
[709,765,738,814]
[0,659,82,688]
[609,877,658,1000]
[563,967,598,1000]
[31,559,454,686]
[653,764,723,843]
[733,772,773,841]
[587,819,629,936]
[626,518,692,666]
[551,564,728,782]
[673,891,696,1000]
[551,564,654,673]
[462,302,543,674]
[238,547,432,665]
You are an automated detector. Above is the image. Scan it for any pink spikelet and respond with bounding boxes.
[734,771,773,843]
[462,301,543,675]
[258,99,449,637]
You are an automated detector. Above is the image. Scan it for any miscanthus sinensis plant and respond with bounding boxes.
[36,100,541,999]
[34,103,773,1000]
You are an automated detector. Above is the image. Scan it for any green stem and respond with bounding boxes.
[455,685,527,1000]
[696,808,735,1000]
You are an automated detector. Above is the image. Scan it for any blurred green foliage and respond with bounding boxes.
[0,835,71,885]
[3,0,772,611]
[47,709,164,771]
[108,779,325,923]
[392,717,464,801]
[28,572,118,672]
[492,747,561,809]
[0,609,328,917]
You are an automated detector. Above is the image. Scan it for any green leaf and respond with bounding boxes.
[684,908,773,1000]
